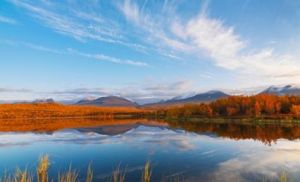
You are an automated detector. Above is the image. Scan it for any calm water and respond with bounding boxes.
[1,120,300,182]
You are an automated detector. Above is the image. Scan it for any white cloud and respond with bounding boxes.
[119,0,191,55]
[0,88,32,93]
[242,49,300,78]
[0,15,17,24]
[1,40,148,67]
[185,15,245,69]
[46,80,192,104]
[9,0,147,53]
[171,14,300,83]
[67,48,148,67]
[119,0,300,85]
[122,0,140,24]
[7,0,300,88]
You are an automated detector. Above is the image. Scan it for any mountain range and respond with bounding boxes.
[145,90,229,106]
[4,85,300,107]
[76,85,300,107]
[260,85,300,95]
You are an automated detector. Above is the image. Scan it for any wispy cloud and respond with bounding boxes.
[183,14,245,69]
[6,0,300,89]
[9,0,148,53]
[144,80,191,93]
[1,39,148,67]
[67,48,149,67]
[0,88,32,93]
[45,80,193,104]
[119,0,190,57]
[118,0,300,84]
[0,15,17,24]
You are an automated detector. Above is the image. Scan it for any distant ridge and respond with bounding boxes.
[76,96,138,107]
[32,98,55,104]
[145,90,230,106]
[6,85,300,106]
[260,85,300,96]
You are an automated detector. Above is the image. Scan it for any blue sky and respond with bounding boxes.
[0,0,300,103]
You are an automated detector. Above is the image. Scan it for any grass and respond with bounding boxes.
[86,164,93,182]
[0,156,151,182]
[141,162,151,182]
[58,166,78,182]
[112,165,126,182]
[279,171,287,182]
[37,155,49,182]
[0,156,291,182]
[14,168,32,182]
[1,168,33,182]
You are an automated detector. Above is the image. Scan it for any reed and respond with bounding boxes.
[0,156,290,182]
[85,164,93,182]
[141,162,151,182]
[14,168,32,182]
[112,165,126,182]
[279,171,287,182]
[37,155,50,182]
[0,171,11,182]
[57,166,78,182]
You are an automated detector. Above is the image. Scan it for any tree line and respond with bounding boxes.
[161,94,300,119]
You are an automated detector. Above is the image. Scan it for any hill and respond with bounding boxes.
[145,90,229,107]
[76,96,138,107]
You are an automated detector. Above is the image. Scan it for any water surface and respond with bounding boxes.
[1,120,300,182]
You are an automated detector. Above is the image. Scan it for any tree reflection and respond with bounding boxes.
[168,120,300,145]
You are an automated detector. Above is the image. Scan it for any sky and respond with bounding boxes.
[0,0,300,103]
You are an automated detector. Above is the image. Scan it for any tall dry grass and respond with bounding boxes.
[0,156,291,182]
[58,166,78,182]
[141,162,151,182]
[85,164,93,182]
[279,171,287,182]
[14,169,32,182]
[37,155,49,182]
[112,165,126,182]
[1,168,32,182]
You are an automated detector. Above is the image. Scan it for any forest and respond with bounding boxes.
[160,94,300,119]
[0,103,148,119]
[1,94,300,121]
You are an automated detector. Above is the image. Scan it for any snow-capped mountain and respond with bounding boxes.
[260,85,300,95]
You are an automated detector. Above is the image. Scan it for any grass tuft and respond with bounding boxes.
[14,168,32,182]
[86,163,93,182]
[279,171,287,182]
[112,165,126,182]
[141,161,151,182]
[0,155,291,182]
[37,155,50,182]
[58,165,78,182]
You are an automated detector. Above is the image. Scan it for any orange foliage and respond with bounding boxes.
[0,103,150,119]
[291,105,300,117]
[162,94,300,118]
[1,94,300,121]
[0,118,166,132]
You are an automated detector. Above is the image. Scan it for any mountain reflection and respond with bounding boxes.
[1,118,300,145]
[74,120,300,145]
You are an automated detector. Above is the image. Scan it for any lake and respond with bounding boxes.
[1,119,300,182]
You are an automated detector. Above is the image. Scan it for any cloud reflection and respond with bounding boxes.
[212,140,300,181]
[0,125,203,152]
